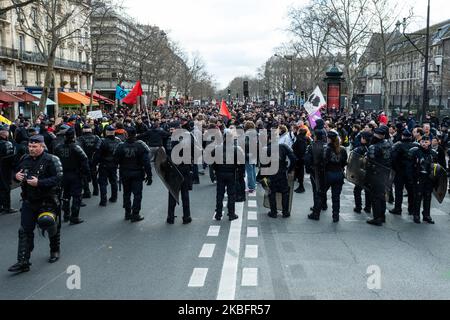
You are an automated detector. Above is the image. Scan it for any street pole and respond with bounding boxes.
[422,0,431,123]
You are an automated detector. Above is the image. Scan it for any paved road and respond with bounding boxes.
[1,171,450,300]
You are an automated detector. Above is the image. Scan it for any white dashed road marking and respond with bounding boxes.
[248,200,257,208]
[188,268,208,287]
[248,211,258,221]
[245,245,258,259]
[247,227,258,238]
[207,226,220,237]
[199,244,216,258]
[241,268,258,287]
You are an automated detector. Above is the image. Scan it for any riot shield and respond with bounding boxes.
[346,151,367,188]
[431,163,448,204]
[154,147,184,205]
[263,172,295,214]
[0,155,19,190]
[365,158,395,196]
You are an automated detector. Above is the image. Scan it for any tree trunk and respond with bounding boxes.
[40,51,56,115]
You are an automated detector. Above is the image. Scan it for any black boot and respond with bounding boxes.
[109,197,117,203]
[99,195,107,207]
[49,230,60,263]
[333,214,339,223]
[131,211,144,223]
[125,209,132,221]
[267,212,277,219]
[8,229,31,273]
[413,215,421,224]
[167,215,176,224]
[63,212,70,223]
[308,213,320,221]
[228,214,239,221]
[92,187,99,197]
[353,207,362,214]
[70,209,84,225]
[182,216,192,225]
[389,208,402,215]
[214,211,222,221]
[423,217,435,224]
[82,192,91,199]
[2,195,18,214]
[367,218,383,226]
[295,186,305,193]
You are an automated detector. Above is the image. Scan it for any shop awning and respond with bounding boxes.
[31,94,56,106]
[9,91,40,102]
[85,92,115,105]
[0,91,23,103]
[58,92,99,107]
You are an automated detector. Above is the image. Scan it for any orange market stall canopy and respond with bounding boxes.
[58,92,99,112]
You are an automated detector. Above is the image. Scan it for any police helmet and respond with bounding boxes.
[37,211,57,238]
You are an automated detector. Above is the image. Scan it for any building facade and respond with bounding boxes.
[357,20,450,117]
[0,0,93,118]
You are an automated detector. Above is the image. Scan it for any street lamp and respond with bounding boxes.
[396,0,434,123]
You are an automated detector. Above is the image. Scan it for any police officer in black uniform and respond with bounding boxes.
[323,130,348,223]
[213,132,244,221]
[54,128,90,225]
[390,129,416,216]
[78,124,102,198]
[94,126,121,207]
[305,127,328,221]
[353,131,372,214]
[367,127,392,226]
[266,134,297,219]
[167,131,193,225]
[115,127,152,222]
[8,135,63,273]
[0,125,18,214]
[407,134,437,224]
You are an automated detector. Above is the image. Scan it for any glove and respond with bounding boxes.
[145,176,153,186]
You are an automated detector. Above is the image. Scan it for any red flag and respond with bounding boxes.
[219,100,232,120]
[122,80,143,105]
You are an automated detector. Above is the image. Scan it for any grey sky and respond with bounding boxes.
[126,0,450,89]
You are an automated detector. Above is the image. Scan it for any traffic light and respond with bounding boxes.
[227,89,231,95]
[243,81,249,98]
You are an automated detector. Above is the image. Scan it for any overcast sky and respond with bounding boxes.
[126,0,450,90]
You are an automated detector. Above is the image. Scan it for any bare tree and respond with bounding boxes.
[0,0,37,15]
[15,0,97,114]
[179,52,205,100]
[89,0,122,110]
[315,0,374,106]
[287,3,332,89]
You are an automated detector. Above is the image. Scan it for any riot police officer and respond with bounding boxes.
[167,133,193,225]
[54,128,90,225]
[0,125,18,214]
[353,131,372,214]
[115,127,152,222]
[213,132,244,221]
[305,128,328,221]
[390,129,416,216]
[8,135,63,273]
[266,134,297,219]
[367,127,392,226]
[94,126,121,207]
[407,134,437,224]
[78,124,102,198]
[323,130,348,223]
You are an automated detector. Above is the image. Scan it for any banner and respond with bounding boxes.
[115,86,129,100]
[88,110,103,119]
[0,114,12,125]
[122,81,143,105]
[303,86,327,115]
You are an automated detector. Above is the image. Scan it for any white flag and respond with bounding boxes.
[304,86,327,115]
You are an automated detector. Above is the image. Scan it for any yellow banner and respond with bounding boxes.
[0,114,12,125]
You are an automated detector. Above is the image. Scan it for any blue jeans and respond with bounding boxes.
[245,164,256,190]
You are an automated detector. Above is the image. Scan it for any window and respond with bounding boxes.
[30,7,37,24]
[18,34,25,52]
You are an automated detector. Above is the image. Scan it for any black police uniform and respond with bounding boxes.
[115,128,152,222]
[213,137,245,221]
[8,136,63,273]
[94,132,121,206]
[292,133,308,193]
[167,139,192,224]
[367,129,392,226]
[77,129,102,197]
[0,130,17,214]
[407,141,438,224]
[305,130,328,220]
[54,130,90,225]
[352,133,372,214]
[323,137,348,222]
[266,143,297,218]
[390,130,416,215]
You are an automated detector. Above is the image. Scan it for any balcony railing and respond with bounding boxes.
[0,47,92,71]
[0,46,19,59]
